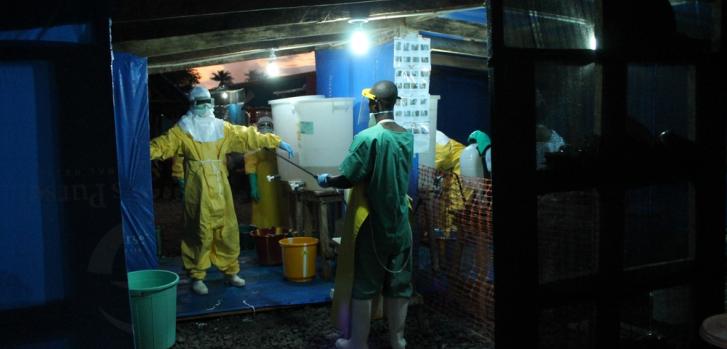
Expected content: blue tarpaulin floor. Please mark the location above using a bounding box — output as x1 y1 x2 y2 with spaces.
159 250 334 319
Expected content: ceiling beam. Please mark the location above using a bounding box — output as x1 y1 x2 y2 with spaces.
405 17 487 42
146 26 402 74
430 36 488 58
432 52 488 71
114 0 483 23
113 0 356 21
149 40 491 75
148 34 344 66
148 46 319 74
112 1 484 42
114 17 407 58
146 26 488 74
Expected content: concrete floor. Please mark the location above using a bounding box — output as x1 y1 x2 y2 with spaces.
173 303 493 349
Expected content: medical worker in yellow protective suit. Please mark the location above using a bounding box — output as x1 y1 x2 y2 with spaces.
435 130 465 175
244 116 286 228
318 80 414 349
171 155 185 198
150 86 294 295
434 130 465 236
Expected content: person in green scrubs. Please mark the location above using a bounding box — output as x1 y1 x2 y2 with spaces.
318 80 414 349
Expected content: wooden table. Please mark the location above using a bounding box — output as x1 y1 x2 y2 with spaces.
290 188 344 280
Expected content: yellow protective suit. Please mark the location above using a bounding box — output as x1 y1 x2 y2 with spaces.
150 122 281 280
171 155 184 180
435 138 465 175
244 149 287 228
332 184 413 336
434 138 466 235
331 183 370 336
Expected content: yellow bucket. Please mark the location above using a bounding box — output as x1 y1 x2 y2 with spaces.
278 237 318 282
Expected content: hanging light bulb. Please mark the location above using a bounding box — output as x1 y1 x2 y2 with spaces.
349 19 370 56
266 61 280 77
588 31 597 50
266 49 280 78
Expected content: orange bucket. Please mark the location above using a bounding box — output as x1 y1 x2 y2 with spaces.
278 237 318 282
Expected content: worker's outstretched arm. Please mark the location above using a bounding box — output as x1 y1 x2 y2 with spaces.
150 128 182 160
227 123 281 153
318 132 373 189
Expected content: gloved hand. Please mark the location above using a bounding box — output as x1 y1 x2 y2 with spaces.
176 178 185 198
249 174 260 202
278 141 295 159
317 173 330 188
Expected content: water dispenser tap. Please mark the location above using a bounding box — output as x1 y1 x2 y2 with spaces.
287 180 306 191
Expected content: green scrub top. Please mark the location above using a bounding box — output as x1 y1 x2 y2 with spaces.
339 123 414 246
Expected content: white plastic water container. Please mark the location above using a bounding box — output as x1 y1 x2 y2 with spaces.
269 95 324 188
418 95 440 167
269 95 325 152
460 144 484 178
269 96 354 190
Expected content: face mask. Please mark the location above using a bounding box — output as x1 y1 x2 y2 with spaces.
368 110 390 128
192 104 214 118
368 113 377 128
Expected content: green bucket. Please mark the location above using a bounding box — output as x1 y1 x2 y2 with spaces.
128 270 179 349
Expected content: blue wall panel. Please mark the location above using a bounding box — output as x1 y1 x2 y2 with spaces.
0 23 93 43
429 65 491 144
315 44 494 197
315 42 395 134
0 19 133 347
314 42 426 196
0 61 65 310
112 52 158 271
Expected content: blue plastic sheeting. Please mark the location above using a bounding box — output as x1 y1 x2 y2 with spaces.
314 42 423 197
429 66 491 144
0 61 66 310
0 23 93 43
160 251 333 318
315 42 395 134
439 8 487 25
421 31 472 42
1 19 133 348
112 52 157 271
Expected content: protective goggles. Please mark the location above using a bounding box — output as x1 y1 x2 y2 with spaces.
361 88 401 101
191 98 214 106
361 88 376 101
257 121 273 129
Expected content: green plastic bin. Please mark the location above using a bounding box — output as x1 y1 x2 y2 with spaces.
128 270 179 349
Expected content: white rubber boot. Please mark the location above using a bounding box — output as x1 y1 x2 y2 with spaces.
335 299 372 349
385 297 409 349
191 279 208 295
226 274 246 287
